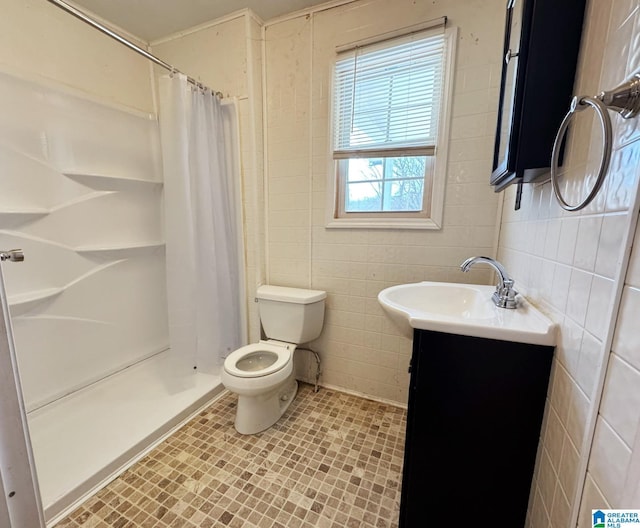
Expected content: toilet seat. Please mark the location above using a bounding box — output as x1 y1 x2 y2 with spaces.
223 341 293 378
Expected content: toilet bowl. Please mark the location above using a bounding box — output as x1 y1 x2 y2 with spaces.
222 340 297 434
222 285 326 434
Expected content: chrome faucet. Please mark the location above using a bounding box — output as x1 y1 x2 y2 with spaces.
0 249 24 262
460 256 518 309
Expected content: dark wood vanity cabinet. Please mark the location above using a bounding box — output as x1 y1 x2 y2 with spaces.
399 330 553 528
491 0 586 191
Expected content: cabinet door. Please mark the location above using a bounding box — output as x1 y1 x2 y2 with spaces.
399 330 552 528
492 0 525 186
490 0 587 190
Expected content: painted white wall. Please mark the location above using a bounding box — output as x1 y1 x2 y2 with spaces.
246 15 268 344
263 0 504 403
0 0 154 114
497 1 640 525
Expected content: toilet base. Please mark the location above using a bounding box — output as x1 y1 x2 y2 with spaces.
234 376 298 435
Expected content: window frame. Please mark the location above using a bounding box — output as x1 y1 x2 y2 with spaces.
326 26 457 230
335 152 434 219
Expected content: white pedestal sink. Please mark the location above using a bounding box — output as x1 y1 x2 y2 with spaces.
378 281 557 346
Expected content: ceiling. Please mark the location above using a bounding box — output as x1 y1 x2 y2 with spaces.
69 0 329 42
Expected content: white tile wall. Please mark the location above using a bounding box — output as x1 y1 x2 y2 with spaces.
588 419 632 506
264 0 504 404
498 0 640 526
599 355 640 447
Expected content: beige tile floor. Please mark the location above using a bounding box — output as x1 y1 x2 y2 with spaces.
53 383 407 528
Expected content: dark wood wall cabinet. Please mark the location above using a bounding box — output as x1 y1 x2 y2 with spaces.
399 330 554 527
491 0 587 191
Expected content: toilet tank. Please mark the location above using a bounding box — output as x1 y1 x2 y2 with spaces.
256 285 326 344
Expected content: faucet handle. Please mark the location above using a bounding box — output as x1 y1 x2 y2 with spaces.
493 279 518 309
501 278 515 290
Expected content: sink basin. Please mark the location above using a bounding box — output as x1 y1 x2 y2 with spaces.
378 281 557 346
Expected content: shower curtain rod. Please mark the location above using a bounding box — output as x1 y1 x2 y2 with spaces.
45 0 222 97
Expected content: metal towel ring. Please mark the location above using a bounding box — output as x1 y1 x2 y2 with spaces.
550 96 612 212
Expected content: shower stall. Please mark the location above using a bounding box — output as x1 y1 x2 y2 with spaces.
0 26 245 526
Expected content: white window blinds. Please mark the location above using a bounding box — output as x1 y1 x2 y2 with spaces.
333 29 446 159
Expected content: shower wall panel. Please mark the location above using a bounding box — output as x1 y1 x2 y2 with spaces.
0 71 169 411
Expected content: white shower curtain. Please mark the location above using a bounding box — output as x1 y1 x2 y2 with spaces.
159 73 245 376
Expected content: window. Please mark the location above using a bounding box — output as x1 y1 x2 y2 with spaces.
328 25 456 229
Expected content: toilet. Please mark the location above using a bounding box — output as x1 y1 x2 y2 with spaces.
221 285 326 434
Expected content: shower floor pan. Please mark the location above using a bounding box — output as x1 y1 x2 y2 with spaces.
26 349 224 525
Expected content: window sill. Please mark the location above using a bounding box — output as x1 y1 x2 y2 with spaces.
325 217 442 230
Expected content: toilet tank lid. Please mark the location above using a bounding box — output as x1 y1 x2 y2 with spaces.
257 285 327 304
